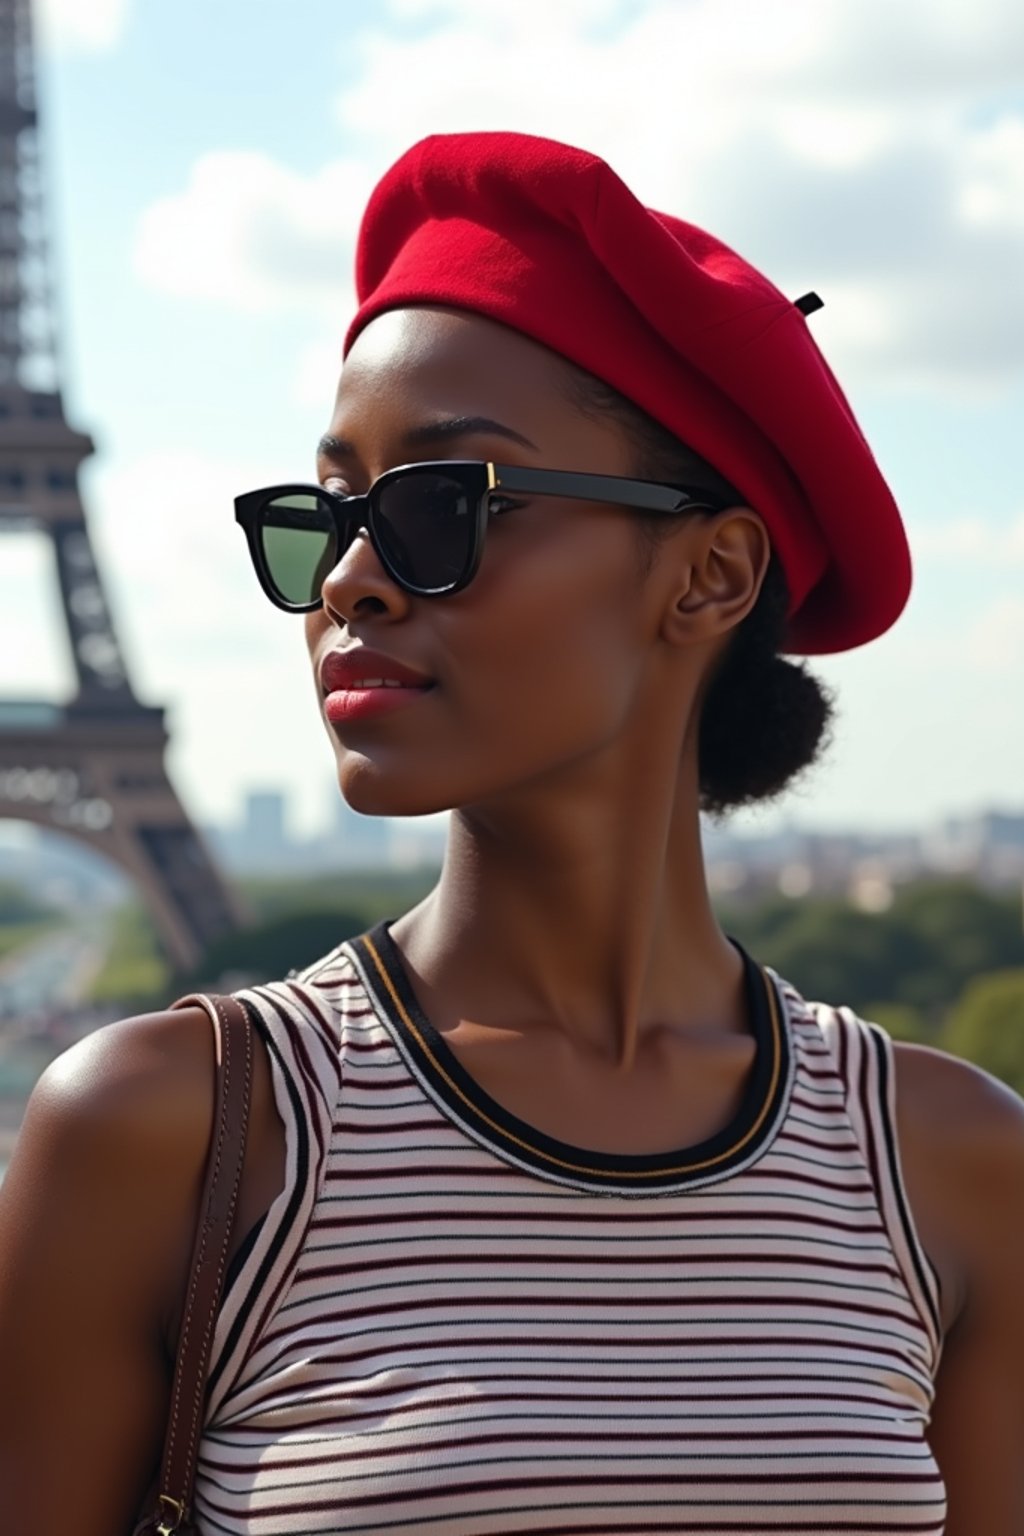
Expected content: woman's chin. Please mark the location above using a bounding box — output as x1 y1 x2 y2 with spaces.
335 761 454 821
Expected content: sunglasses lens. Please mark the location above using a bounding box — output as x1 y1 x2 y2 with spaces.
376 471 474 592
259 493 337 606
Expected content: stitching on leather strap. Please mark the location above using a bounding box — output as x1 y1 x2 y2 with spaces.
145 992 252 1529
163 996 252 1506
184 1000 252 1483
162 999 222 1480
181 997 240 1479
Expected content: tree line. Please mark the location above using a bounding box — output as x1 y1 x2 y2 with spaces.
722 881 1024 1093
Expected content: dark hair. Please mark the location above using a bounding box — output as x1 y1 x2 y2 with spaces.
562 365 835 817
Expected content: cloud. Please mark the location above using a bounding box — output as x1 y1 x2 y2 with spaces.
85 451 286 667
964 596 1024 673
960 119 1024 235
375 0 1024 97
37 0 131 52
131 0 1024 395
134 153 366 318
335 0 1024 392
911 511 1024 564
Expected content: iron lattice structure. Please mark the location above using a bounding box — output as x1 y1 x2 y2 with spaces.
0 0 242 971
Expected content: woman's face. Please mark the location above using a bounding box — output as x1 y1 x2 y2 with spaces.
305 306 729 819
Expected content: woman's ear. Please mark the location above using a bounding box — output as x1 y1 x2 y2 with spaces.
662 508 770 646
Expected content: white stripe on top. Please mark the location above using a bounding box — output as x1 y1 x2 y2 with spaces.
191 922 946 1535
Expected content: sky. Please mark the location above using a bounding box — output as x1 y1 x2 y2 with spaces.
1 0 1023 842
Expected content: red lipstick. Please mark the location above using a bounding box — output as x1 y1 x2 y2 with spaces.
320 647 435 726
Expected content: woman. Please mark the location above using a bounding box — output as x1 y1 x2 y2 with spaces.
1 131 1022 1536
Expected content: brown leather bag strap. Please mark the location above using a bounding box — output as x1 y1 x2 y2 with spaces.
139 992 253 1535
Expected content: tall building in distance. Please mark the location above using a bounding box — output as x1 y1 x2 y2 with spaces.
330 794 393 869
207 785 415 874
242 790 288 866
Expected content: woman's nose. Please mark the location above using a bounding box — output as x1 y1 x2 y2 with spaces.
319 524 414 626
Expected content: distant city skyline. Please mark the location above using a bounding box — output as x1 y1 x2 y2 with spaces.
3 791 1022 922
4 780 1024 848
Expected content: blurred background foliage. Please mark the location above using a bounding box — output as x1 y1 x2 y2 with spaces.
0 881 62 963
722 880 1024 1093
84 868 439 1009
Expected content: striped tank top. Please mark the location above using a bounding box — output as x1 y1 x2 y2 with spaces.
193 920 947 1534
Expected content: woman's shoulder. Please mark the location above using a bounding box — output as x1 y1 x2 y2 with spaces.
6 1002 282 1327
0 1008 224 1371
890 1036 1024 1335
23 1003 219 1184
891 1034 1024 1130
890 1036 1024 1206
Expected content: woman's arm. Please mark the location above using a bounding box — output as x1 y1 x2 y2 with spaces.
0 1007 219 1536
895 1041 1024 1535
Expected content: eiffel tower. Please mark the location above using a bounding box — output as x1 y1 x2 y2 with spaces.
0 0 241 972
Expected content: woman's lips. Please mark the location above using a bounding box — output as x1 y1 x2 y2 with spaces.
324 684 435 724
319 646 436 725
320 646 434 694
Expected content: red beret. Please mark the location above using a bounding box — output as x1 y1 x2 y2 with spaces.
345 131 910 655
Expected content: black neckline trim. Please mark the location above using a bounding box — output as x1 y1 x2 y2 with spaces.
347 920 791 1192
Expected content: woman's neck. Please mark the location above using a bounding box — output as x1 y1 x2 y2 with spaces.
388 760 746 1072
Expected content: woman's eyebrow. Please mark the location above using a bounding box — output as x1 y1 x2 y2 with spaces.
316 415 539 462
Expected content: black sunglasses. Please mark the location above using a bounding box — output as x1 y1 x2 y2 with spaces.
234 460 730 611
